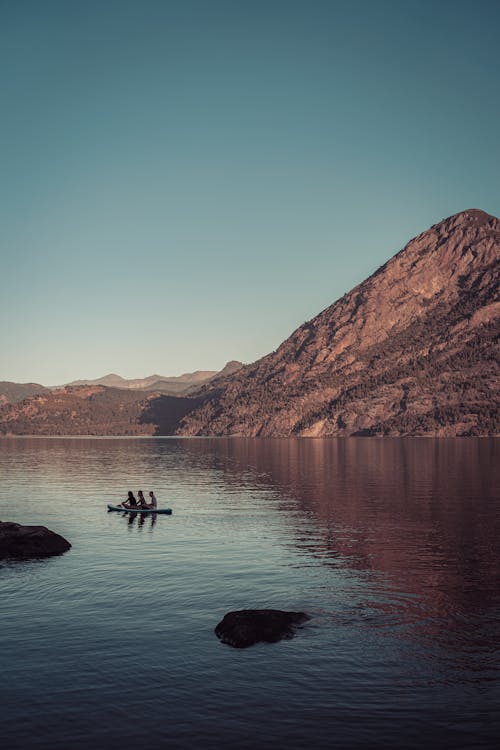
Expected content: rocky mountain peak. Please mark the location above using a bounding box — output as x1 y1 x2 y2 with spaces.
178 209 499 437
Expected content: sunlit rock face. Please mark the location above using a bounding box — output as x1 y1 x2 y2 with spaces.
178 210 499 437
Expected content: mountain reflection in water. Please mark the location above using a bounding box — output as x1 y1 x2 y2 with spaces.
1 437 498 750
181 438 500 657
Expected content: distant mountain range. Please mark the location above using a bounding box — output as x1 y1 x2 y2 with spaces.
54 361 243 395
0 362 243 405
0 361 243 436
1 209 498 436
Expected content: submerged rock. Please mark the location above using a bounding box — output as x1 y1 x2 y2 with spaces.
0 521 71 560
215 609 310 648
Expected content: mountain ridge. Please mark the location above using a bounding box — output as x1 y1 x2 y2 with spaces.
0 382 50 405
54 362 243 392
1 210 498 436
177 209 499 437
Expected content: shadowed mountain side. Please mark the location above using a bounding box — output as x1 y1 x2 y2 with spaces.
178 210 500 437
139 395 207 435
141 380 211 396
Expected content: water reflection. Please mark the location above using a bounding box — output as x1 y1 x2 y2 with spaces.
110 510 159 531
1 437 498 749
181 438 500 657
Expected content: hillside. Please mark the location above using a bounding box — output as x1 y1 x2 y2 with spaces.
0 385 205 436
177 209 499 437
0 386 152 435
0 362 244 435
0 381 49 404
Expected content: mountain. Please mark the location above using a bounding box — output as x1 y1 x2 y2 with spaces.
0 363 242 435
1 211 497 437
0 386 149 435
0 382 49 404
56 364 243 396
177 209 499 437
60 374 130 388
0 385 205 436
57 370 216 390
214 360 245 378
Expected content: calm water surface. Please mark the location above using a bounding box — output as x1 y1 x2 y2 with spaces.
0 438 499 749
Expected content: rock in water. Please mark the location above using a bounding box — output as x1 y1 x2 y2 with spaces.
0 521 71 560
215 609 310 648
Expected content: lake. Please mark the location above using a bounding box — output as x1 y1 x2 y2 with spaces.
0 437 499 749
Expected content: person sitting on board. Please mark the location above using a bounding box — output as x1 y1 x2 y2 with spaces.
148 491 157 509
121 491 138 509
137 490 148 508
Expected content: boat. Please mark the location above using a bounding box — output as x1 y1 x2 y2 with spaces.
107 504 172 515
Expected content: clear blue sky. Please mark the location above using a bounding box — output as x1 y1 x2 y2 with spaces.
1 0 499 385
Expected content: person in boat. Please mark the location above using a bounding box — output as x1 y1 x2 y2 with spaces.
148 491 157 509
137 490 148 508
122 491 138 509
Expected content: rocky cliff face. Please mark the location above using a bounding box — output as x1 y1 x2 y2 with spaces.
178 210 499 437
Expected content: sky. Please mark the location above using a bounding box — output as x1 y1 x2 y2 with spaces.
1 0 499 385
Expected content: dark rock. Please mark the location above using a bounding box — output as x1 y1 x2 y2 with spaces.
215 609 310 648
0 521 71 560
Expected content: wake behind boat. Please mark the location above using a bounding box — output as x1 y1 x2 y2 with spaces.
107 504 172 515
